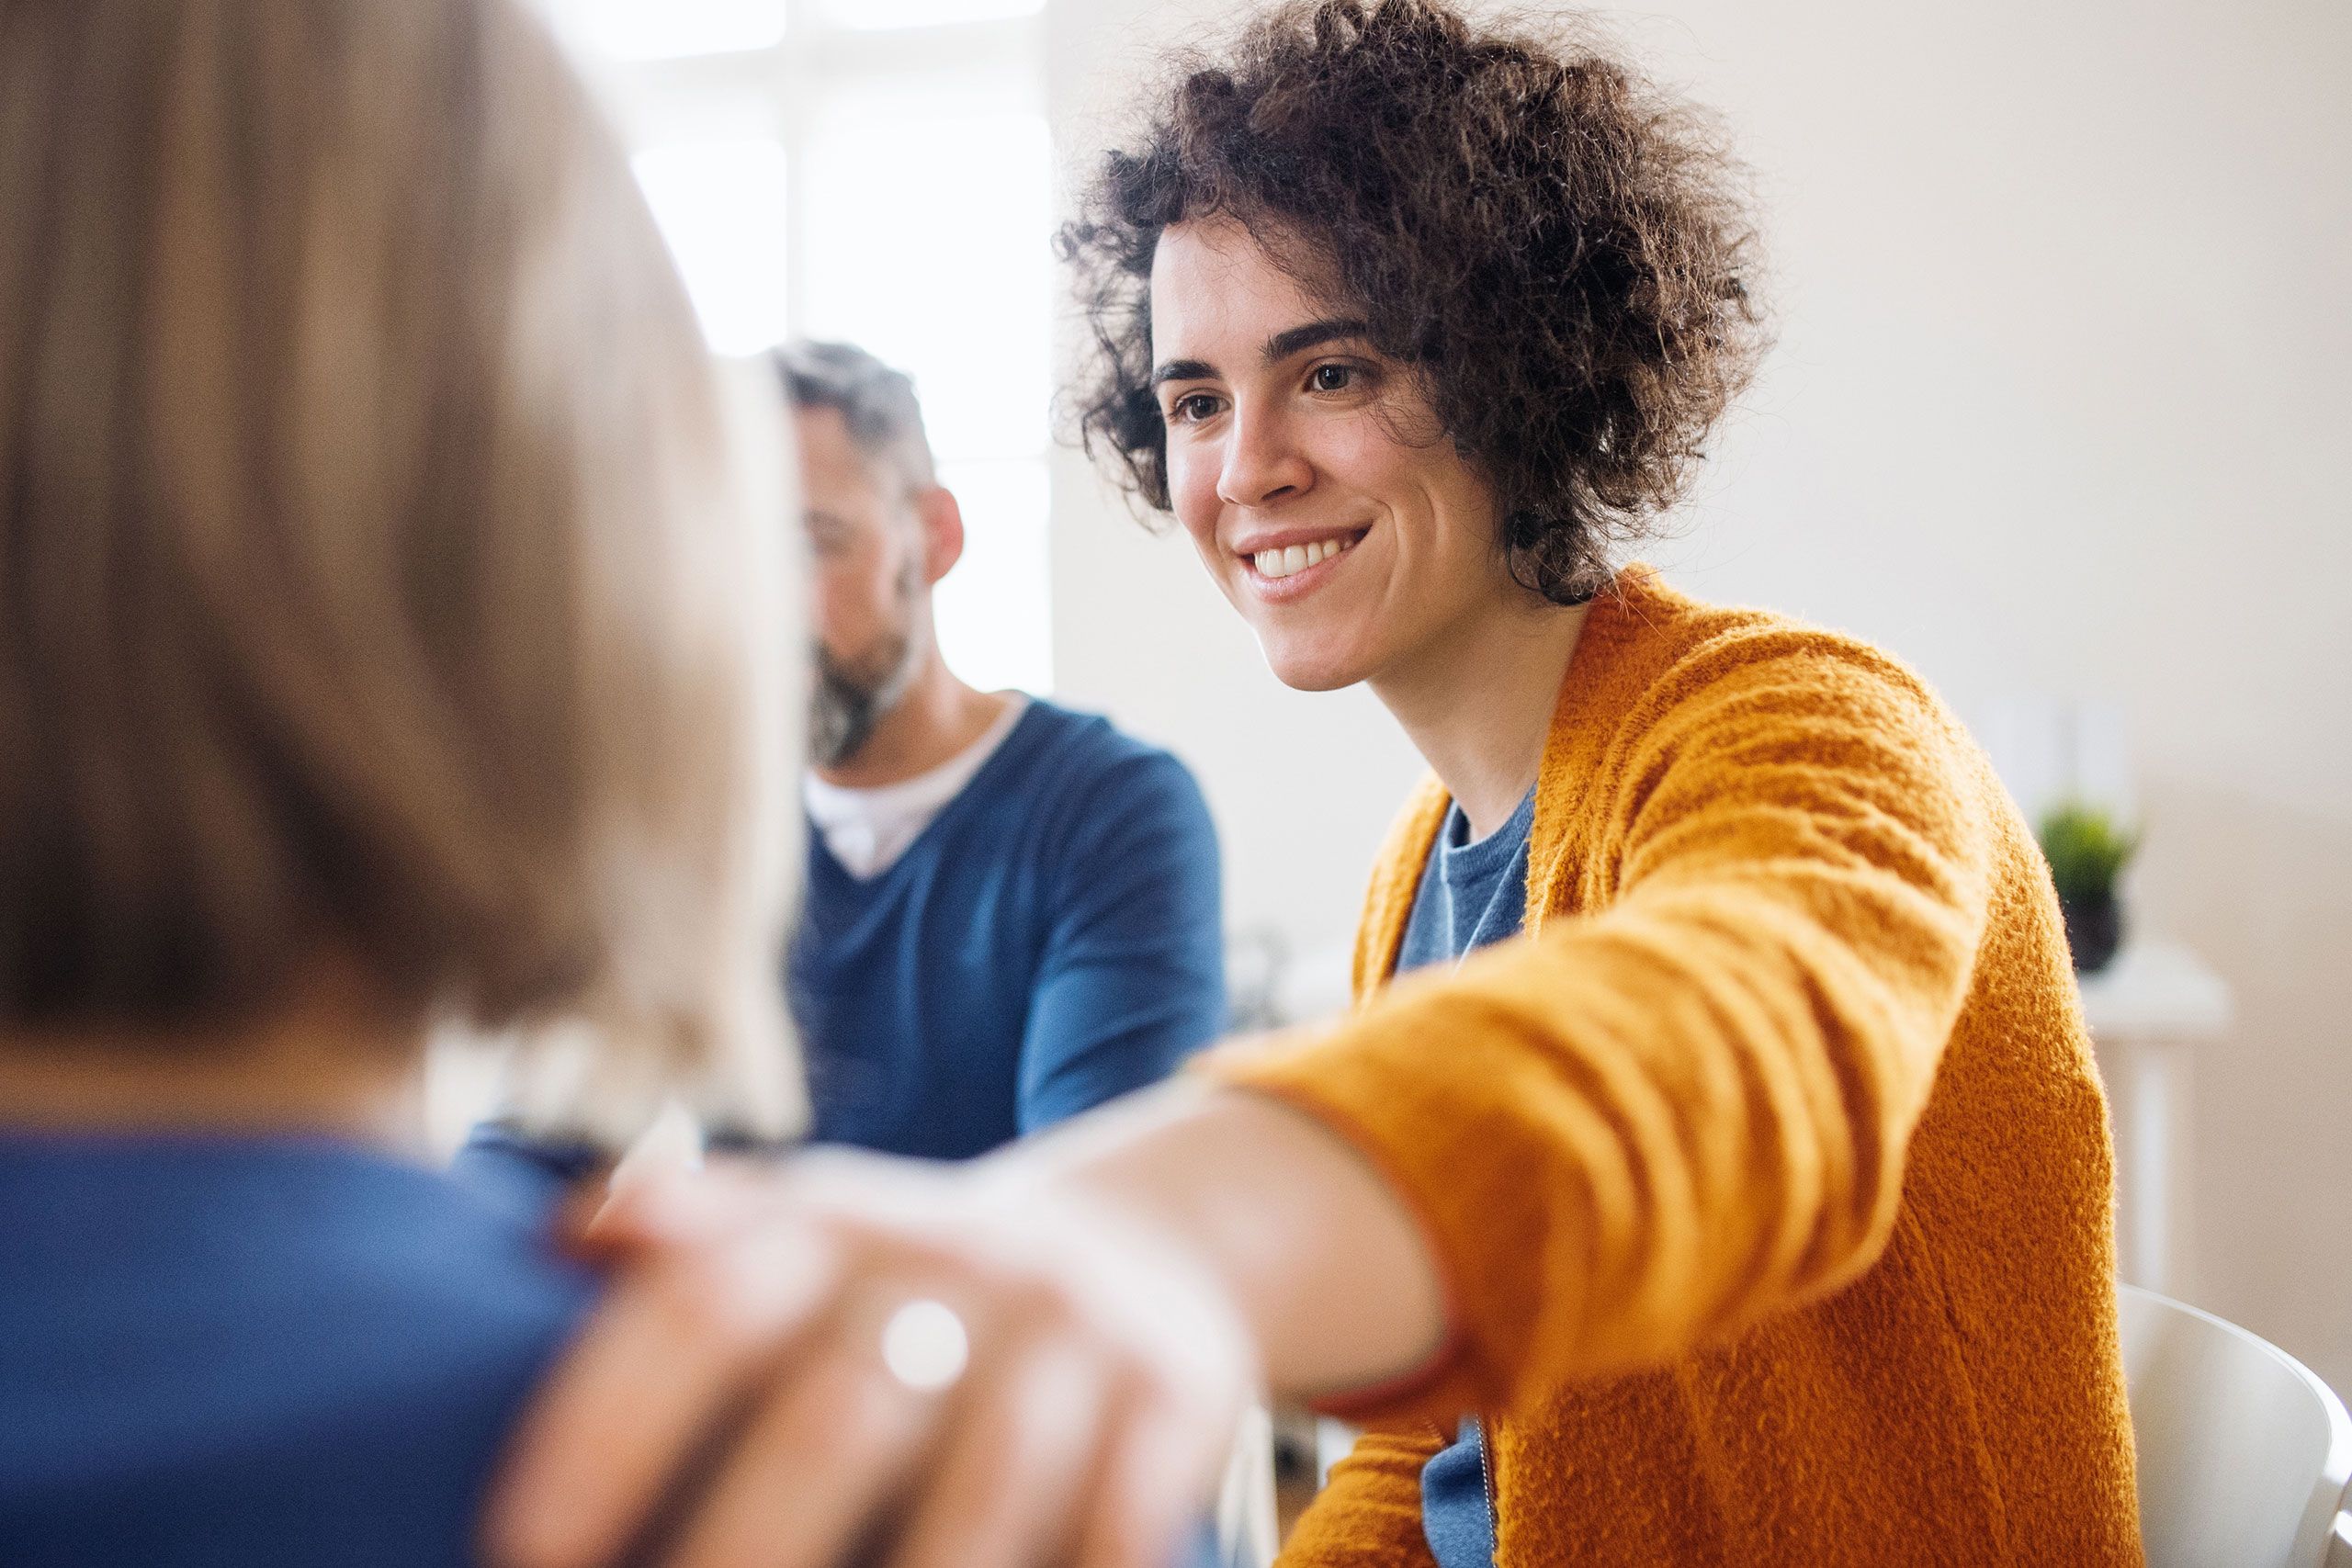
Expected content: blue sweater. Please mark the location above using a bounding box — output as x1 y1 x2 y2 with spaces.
0 1129 1224 1568
0 1133 593 1568
790 698 1227 1158
1396 786 1537 1568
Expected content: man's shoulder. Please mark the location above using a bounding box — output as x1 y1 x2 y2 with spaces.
1008 695 1162 760
999 697 1204 800
952 698 1214 871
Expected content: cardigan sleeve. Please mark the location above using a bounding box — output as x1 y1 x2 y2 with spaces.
1274 1422 1446 1568
1201 635 2003 1424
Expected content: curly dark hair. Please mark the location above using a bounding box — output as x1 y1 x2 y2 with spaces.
1057 0 1767 604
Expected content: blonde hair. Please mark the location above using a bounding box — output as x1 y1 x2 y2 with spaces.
0 0 801 1144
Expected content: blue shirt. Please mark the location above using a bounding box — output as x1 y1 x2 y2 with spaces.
790 698 1226 1158
0 1133 593 1568
1395 785 1536 1568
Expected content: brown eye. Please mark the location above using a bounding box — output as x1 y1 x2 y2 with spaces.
1170 393 1222 423
1310 364 1355 392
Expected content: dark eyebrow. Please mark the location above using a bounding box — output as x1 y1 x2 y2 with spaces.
1262 317 1370 364
1148 358 1216 389
1148 317 1374 390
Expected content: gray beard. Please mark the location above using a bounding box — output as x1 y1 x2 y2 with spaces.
808 630 922 769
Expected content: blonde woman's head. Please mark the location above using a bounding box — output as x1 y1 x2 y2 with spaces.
0 0 801 1145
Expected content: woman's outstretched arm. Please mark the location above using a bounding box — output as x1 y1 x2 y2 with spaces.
482 1080 1448 1568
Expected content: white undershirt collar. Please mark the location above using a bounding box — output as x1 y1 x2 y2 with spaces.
803 695 1030 880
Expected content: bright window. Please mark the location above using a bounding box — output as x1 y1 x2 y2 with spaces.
629 140 791 356
933 458 1052 699
565 0 787 60
538 0 1055 695
811 0 1043 30
798 107 1051 462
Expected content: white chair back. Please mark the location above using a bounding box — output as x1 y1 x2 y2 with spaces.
2120 1284 2352 1568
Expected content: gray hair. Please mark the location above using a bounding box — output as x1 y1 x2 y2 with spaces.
775 339 937 497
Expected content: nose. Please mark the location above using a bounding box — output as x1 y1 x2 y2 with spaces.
1216 400 1313 510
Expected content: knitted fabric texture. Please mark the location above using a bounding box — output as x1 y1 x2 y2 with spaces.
1206 568 2141 1567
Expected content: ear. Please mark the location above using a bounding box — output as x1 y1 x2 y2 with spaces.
915 484 964 588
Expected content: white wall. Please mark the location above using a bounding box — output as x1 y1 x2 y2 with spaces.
1044 0 2352 1386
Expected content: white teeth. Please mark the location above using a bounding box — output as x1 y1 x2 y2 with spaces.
1250 535 1357 580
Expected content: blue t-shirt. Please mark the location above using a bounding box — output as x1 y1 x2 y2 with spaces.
1394 784 1536 1568
790 698 1227 1158
0 1133 593 1568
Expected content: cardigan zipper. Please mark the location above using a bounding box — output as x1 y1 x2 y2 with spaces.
1476 1414 1498 1544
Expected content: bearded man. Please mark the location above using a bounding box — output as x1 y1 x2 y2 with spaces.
781 340 1226 1157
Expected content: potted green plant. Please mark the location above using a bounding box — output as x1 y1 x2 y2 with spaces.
2036 801 2141 975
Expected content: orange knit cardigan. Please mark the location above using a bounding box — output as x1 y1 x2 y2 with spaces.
1205 568 2142 1566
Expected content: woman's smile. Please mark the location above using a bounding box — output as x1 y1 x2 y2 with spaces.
1233 525 1371 601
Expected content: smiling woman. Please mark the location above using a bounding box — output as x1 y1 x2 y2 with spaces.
1041 5 2138 1565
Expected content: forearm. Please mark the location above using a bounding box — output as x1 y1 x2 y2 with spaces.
980 1078 1451 1405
